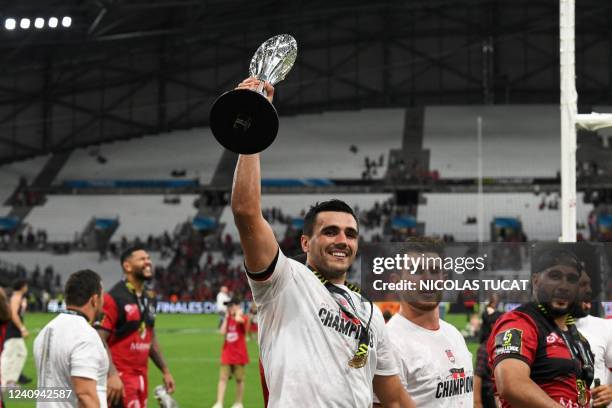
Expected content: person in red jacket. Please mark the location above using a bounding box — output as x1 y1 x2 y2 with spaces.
211 299 249 408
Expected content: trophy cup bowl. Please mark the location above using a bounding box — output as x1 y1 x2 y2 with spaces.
209 34 297 154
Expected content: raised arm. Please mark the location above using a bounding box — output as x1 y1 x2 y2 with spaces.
231 78 279 273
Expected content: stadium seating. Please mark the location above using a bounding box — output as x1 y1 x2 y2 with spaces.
25 194 200 242
261 109 404 179
57 129 225 184
56 109 404 184
418 192 593 241
423 105 560 178
219 193 393 242
0 251 169 288
0 155 50 214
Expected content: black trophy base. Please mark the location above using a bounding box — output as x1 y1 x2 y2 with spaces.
209 89 279 154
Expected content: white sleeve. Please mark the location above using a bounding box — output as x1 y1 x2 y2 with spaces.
373 309 399 376
246 249 294 306
605 321 612 370
373 344 407 404
70 336 104 380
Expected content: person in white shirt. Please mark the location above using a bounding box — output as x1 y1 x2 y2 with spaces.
231 77 414 408
375 238 474 408
216 286 231 327
34 269 109 408
574 269 612 407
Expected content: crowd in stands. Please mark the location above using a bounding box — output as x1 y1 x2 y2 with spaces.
8 177 44 207
0 260 62 312
386 158 440 183
0 227 48 251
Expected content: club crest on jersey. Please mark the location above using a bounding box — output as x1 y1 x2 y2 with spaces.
546 332 559 344
447 368 465 379
494 328 522 356
445 349 456 363
124 304 140 321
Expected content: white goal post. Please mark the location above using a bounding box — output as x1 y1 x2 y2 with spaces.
560 0 612 242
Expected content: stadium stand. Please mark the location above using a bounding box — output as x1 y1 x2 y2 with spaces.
423 105 560 178
261 109 404 179
0 250 170 291
25 194 200 242
218 193 394 242
0 155 50 214
55 109 404 185
418 192 593 241
57 129 225 184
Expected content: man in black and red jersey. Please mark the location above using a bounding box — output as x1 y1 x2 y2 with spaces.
96 246 176 407
488 246 595 408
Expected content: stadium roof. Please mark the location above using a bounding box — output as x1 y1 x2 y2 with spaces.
0 0 611 164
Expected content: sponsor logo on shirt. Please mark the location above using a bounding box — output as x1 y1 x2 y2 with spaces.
124 304 140 321
130 342 151 352
494 328 523 356
435 368 474 398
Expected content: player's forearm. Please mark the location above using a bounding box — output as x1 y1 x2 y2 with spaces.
473 375 483 405
231 154 262 218
97 333 118 375
498 378 563 408
149 339 169 373
76 393 99 408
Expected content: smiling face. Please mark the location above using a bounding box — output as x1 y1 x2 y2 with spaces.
301 211 358 282
533 264 580 317
398 251 445 311
123 249 153 282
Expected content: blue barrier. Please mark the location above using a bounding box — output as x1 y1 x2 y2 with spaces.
0 217 20 232
94 218 118 230
63 179 199 189
192 216 217 231
391 216 417 229
261 178 334 187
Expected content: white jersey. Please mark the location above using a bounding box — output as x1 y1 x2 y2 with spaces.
576 314 612 407
377 312 474 408
34 313 109 408
248 249 398 408
216 291 231 313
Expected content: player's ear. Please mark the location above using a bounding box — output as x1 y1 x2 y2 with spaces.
300 234 309 253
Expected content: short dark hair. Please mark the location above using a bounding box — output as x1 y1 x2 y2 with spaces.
65 269 102 307
404 236 445 257
302 199 358 237
120 245 147 266
12 279 28 291
532 247 582 275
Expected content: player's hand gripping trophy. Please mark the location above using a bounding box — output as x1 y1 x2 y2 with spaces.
209 34 298 154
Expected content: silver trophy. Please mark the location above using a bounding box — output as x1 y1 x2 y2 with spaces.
209 34 298 154
154 385 179 408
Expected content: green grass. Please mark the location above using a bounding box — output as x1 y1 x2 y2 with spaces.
17 313 478 408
